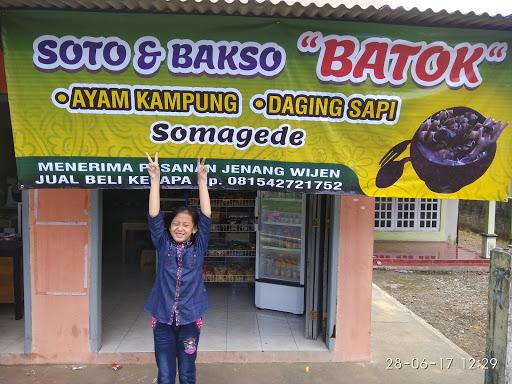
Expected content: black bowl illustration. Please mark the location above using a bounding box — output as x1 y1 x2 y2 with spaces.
377 107 507 193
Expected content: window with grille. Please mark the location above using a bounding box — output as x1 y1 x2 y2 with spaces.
375 197 393 229
374 198 440 231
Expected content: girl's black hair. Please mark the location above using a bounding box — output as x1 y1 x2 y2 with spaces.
165 206 199 228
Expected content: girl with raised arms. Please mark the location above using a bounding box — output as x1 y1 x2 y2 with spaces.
144 153 212 384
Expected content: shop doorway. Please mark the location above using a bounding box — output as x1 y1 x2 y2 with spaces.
0 99 25 354
95 189 330 353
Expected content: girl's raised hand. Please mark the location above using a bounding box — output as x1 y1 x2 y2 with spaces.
197 158 208 183
146 152 160 180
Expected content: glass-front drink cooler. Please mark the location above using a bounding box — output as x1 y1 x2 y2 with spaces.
255 191 305 314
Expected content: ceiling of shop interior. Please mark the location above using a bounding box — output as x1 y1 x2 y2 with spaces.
0 0 511 30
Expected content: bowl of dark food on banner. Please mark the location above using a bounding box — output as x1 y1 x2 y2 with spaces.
376 107 508 193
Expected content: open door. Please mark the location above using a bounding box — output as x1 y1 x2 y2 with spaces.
89 190 102 352
304 195 333 340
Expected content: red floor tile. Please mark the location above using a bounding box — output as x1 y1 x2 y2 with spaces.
373 241 489 267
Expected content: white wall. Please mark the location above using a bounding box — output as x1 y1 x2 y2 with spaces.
374 199 459 244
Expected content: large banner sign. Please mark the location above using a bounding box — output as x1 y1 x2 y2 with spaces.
2 11 512 199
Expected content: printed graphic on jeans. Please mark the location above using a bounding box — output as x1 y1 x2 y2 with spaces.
183 337 197 355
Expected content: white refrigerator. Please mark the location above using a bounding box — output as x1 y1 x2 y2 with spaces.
255 191 306 314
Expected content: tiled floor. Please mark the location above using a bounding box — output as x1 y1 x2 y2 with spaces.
0 305 24 353
100 263 326 353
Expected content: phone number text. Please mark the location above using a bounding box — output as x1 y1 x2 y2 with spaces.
224 177 343 191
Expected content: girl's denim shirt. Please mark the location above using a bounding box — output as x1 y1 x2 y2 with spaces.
144 211 212 325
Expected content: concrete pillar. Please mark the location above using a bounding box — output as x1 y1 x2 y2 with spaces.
482 201 497 258
485 247 512 384
29 189 91 362
334 196 374 361
444 199 459 245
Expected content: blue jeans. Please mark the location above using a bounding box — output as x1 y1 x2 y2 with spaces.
153 321 200 384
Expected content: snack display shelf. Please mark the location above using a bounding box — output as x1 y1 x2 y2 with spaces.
206 249 256 258
189 198 255 208
195 192 257 284
203 274 255 283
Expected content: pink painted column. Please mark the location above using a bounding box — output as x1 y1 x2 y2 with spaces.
333 196 374 361
29 189 91 362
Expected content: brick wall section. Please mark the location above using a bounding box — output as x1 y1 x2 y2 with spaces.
458 200 511 239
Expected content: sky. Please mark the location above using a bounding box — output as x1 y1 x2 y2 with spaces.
385 0 512 16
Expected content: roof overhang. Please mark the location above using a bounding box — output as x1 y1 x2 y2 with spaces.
0 0 511 31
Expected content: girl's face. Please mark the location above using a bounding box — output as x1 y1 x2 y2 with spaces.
169 212 197 243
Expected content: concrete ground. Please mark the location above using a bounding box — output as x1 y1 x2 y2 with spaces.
0 285 484 384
